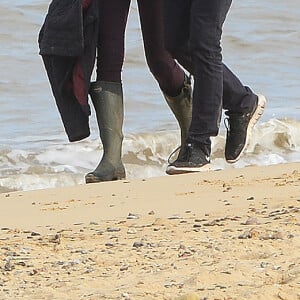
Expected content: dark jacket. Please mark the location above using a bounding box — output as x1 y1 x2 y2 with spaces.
38 0 98 142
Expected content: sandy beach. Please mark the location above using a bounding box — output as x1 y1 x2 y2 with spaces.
0 163 299 300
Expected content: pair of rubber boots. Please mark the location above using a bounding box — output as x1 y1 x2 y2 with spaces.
85 77 192 183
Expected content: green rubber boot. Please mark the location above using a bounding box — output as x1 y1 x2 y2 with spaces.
163 75 192 146
85 81 126 183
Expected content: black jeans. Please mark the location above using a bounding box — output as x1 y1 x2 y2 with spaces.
163 0 257 154
97 0 184 96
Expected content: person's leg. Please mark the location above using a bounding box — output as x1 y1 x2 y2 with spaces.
163 0 191 59
168 50 258 114
137 0 184 96
86 0 130 183
165 0 232 174
163 0 266 170
163 0 257 115
137 0 192 146
96 0 130 82
187 0 232 152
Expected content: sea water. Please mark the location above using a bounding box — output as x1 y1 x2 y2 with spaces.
0 0 299 192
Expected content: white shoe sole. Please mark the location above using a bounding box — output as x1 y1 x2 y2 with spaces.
226 94 266 163
166 163 211 175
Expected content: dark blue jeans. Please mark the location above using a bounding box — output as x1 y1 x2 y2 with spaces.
163 0 257 155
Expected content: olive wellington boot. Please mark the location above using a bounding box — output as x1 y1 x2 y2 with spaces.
163 75 192 146
85 81 126 183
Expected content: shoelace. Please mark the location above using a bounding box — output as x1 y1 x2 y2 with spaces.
167 145 181 164
167 143 194 164
224 117 230 133
224 114 246 135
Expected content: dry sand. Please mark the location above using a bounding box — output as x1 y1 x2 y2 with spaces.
0 163 299 300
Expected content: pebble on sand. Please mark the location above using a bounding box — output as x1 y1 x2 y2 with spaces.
174 292 200 300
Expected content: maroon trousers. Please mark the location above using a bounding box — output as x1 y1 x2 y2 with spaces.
97 0 184 96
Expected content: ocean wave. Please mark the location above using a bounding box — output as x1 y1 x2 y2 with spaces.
0 118 299 192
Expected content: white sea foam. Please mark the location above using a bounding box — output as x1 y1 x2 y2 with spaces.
0 119 299 192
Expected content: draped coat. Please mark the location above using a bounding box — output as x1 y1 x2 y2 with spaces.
38 0 98 142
